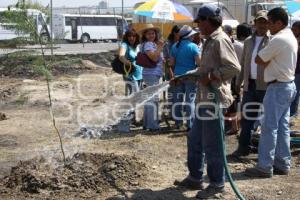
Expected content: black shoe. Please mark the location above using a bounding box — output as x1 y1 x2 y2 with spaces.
225 128 239 135
130 124 137 128
231 148 250 158
249 146 258 154
196 185 225 199
290 130 300 137
132 120 143 127
273 166 289 175
174 177 204 190
245 167 272 178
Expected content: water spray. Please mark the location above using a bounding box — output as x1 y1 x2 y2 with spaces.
74 69 246 199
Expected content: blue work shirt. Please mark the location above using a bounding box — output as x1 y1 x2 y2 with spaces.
121 42 143 80
171 39 200 76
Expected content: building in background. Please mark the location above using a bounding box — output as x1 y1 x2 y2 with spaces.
98 0 108 9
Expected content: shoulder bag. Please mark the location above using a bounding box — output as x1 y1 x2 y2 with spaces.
136 43 158 68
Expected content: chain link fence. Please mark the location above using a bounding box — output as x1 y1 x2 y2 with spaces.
52 6 133 18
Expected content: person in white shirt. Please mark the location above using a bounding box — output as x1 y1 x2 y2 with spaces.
232 11 270 157
245 7 298 178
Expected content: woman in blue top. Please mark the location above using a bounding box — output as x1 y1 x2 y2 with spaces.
140 24 164 131
117 29 143 133
170 25 201 131
119 29 143 95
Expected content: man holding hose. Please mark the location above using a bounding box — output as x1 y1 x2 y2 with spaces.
173 4 241 199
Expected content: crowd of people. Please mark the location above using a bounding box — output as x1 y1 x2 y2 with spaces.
115 4 299 199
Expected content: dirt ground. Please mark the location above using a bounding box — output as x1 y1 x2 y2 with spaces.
0 56 300 200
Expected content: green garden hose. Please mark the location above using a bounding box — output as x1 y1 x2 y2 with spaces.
209 85 246 200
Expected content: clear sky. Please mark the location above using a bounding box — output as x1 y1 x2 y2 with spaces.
0 0 144 8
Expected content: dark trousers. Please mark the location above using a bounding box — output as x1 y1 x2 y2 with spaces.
238 79 265 150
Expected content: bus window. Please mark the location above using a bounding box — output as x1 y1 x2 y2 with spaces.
75 17 116 26
101 17 115 26
65 17 72 26
116 18 122 26
251 5 257 17
79 17 92 26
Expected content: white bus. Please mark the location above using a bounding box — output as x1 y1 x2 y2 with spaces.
52 14 127 43
0 8 50 42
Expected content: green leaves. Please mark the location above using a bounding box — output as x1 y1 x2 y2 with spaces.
0 10 34 37
32 56 52 79
0 0 49 43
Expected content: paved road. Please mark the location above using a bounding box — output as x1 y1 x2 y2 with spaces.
0 42 119 56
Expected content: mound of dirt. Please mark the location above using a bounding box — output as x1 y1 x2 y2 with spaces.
79 51 115 67
0 51 115 78
0 153 146 197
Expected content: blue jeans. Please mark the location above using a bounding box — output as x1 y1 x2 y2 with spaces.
187 107 225 187
125 79 142 96
117 79 142 133
172 80 196 129
143 75 161 129
238 80 265 151
257 82 296 172
290 74 300 117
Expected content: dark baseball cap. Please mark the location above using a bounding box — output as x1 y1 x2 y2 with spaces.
194 4 222 22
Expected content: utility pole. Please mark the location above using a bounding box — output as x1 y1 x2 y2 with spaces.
50 0 53 56
121 0 124 35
